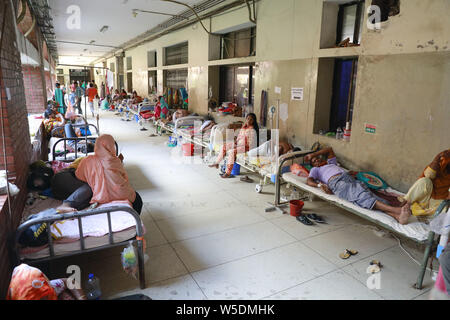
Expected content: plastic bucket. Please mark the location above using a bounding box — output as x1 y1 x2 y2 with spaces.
182 143 194 156
231 163 241 175
289 200 304 217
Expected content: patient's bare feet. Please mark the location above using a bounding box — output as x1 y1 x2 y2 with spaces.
209 164 219 169
56 204 77 213
398 203 411 225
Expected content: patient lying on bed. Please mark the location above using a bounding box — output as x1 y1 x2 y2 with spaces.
305 147 412 225
57 135 143 215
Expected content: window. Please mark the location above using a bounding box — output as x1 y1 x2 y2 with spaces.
126 56 132 71
110 62 115 73
148 71 157 95
148 51 157 68
164 42 188 66
164 68 188 89
221 27 256 59
320 0 364 49
57 68 64 74
336 1 364 45
314 57 358 136
219 64 254 108
127 73 133 92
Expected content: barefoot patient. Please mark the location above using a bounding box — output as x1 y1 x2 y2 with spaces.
305 147 412 224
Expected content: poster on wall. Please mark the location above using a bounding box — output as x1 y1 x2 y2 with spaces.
291 87 304 101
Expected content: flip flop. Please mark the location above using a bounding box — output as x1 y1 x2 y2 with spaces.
368 260 383 274
220 173 235 179
306 214 326 224
339 249 359 259
240 176 254 183
296 215 314 226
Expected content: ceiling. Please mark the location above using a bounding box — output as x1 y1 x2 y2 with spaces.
49 0 208 65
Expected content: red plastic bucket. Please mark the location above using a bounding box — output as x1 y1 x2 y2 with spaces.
182 143 194 156
289 200 304 217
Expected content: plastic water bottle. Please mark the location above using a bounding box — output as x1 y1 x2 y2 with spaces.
85 273 102 300
336 127 343 140
290 188 300 200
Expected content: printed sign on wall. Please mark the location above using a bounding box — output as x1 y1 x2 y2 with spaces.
291 88 304 101
364 123 377 134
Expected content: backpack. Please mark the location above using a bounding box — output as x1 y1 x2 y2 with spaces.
18 209 59 247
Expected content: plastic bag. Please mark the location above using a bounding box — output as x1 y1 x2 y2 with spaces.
290 163 309 178
430 209 450 236
121 242 138 279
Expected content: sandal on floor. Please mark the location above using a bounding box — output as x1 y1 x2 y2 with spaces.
296 215 314 226
368 260 383 274
220 173 234 179
339 249 359 260
306 213 326 224
240 176 254 183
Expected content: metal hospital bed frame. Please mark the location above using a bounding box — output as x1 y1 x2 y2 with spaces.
270 150 449 290
14 205 146 289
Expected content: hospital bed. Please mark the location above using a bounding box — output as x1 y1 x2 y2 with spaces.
14 204 146 289
124 101 156 131
271 149 449 290
49 123 101 162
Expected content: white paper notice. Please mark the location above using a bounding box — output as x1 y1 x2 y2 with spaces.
275 87 282 94
291 87 304 101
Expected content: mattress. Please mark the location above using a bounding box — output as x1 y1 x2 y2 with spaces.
282 173 431 242
19 202 140 260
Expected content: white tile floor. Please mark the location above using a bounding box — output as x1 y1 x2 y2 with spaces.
48 112 437 300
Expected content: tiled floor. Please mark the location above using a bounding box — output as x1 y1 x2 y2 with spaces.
47 112 437 300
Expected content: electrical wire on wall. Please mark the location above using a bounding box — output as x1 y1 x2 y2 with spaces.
161 0 258 41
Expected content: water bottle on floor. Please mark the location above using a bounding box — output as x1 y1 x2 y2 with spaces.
290 188 300 200
86 273 102 300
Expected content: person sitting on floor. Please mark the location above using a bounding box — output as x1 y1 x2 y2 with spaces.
402 149 450 216
62 134 143 214
304 147 412 224
209 113 259 179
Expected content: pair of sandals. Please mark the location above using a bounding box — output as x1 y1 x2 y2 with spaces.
296 213 325 226
339 249 359 260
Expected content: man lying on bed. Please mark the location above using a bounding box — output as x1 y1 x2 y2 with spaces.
304 147 412 225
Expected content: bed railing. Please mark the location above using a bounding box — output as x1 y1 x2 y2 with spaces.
51 138 118 162
14 205 146 289
274 150 315 206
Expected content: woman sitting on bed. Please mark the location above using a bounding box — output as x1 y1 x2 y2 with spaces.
209 113 259 178
43 104 65 136
57 134 142 215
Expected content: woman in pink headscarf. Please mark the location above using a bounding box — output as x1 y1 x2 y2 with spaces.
75 134 143 214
